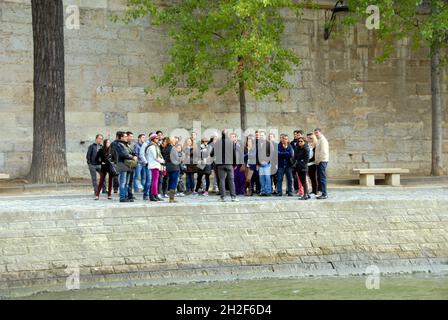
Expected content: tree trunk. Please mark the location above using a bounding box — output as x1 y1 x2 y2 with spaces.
30 0 69 183
430 46 443 176
239 80 247 132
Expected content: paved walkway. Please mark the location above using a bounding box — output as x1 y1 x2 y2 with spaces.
0 186 446 213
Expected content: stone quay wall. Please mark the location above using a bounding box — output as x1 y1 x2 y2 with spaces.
1 199 447 297
0 0 447 178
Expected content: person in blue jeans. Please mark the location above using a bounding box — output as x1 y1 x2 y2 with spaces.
111 131 137 203
255 131 274 196
259 163 272 195
314 128 329 199
142 165 152 201
276 134 294 196
183 137 198 194
133 134 147 193
161 137 181 203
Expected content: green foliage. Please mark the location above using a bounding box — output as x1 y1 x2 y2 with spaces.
343 0 448 62
116 0 303 102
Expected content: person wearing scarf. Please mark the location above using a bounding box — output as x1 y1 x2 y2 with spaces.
145 133 165 201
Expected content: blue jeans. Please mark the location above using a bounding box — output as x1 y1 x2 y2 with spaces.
277 166 293 195
186 173 195 192
143 167 153 198
317 162 328 196
168 170 180 191
119 171 131 201
133 163 146 192
259 164 272 194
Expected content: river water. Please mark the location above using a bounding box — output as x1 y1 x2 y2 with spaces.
18 274 448 300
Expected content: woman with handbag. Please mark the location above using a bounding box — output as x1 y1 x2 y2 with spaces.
146 133 165 202
94 139 114 200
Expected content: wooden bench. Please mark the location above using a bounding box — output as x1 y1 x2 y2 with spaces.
353 168 409 187
0 173 10 180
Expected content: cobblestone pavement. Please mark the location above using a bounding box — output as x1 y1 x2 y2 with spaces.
0 186 446 213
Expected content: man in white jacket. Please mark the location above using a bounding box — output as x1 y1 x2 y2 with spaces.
314 128 329 199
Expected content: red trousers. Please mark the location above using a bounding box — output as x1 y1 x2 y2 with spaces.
96 171 113 197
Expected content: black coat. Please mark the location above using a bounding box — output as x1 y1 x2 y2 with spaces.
294 143 310 172
95 148 113 173
86 143 101 165
210 134 235 166
111 140 133 164
162 145 181 173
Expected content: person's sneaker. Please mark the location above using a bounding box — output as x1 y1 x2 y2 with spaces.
143 196 149 201
128 198 135 202
177 192 185 197
163 194 169 198
220 197 225 202
114 190 118 194
287 193 294 197
192 191 198 196
94 196 99 200
156 194 164 201
203 192 209 197
102 190 108 194
260 193 267 197
317 195 328 200
299 196 309 201
120 199 130 203
277 193 283 197
231 197 239 202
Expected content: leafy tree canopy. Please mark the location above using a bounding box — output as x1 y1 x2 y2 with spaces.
114 0 315 102
342 0 448 62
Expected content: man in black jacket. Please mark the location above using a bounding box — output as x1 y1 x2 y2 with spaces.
111 132 137 203
86 134 106 194
210 130 238 202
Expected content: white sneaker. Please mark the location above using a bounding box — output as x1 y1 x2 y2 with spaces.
231 197 239 202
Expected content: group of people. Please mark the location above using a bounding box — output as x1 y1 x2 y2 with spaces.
86 128 330 203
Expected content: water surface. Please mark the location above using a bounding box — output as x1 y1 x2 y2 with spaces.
19 274 448 300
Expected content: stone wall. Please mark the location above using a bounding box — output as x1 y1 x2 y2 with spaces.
1 198 447 297
0 0 447 178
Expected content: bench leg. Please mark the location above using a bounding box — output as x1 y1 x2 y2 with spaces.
360 174 375 187
385 174 400 187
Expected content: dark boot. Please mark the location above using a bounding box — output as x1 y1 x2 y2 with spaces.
150 195 158 202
